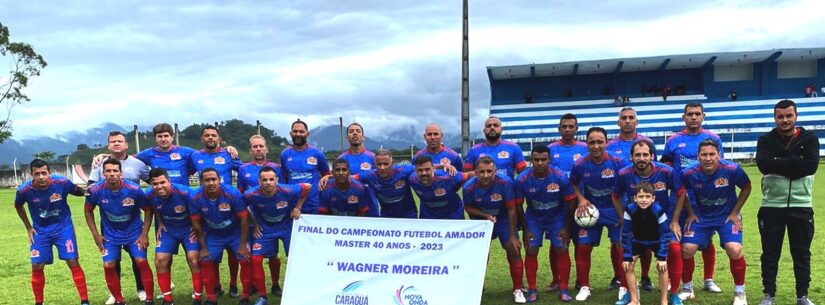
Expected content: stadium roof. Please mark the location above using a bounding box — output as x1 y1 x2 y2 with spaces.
488 47 825 80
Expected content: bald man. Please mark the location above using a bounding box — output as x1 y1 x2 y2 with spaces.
414 123 464 170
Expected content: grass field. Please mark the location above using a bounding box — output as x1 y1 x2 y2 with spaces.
2 164 823 305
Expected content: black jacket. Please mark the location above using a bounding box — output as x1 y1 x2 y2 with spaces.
756 127 820 180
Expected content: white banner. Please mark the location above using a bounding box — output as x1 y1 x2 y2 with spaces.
282 215 494 305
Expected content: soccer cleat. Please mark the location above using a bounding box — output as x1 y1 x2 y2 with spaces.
253 297 268 305
615 290 631 305
733 291 748 305
191 300 202 305
618 287 629 302
139 290 148 302
704 279 723 293
81 301 91 305
114 302 126 305
641 276 654 291
513 289 527 304
559 289 573 303
678 287 695 301
215 287 225 298
669 292 683 305
575 286 592 301
270 284 283 296
228 286 240 298
525 289 538 303
797 297 816 305
161 301 175 305
106 294 117 305
546 281 560 292
608 276 621 290
759 294 775 305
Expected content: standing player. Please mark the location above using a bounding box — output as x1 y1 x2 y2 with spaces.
145 168 203 305
136 123 197 186
415 123 464 169
191 126 243 185
409 155 473 219
661 102 725 295
318 159 372 216
463 157 525 303
515 146 576 302
570 127 629 301
245 166 310 303
464 116 527 177
85 158 155 305
671 140 751 305
15 159 90 305
190 168 253 305
280 119 331 214
337 122 380 216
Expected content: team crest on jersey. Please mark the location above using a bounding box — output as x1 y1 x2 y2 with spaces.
394 180 406 189
573 153 582 161
170 153 182 160
122 198 135 206
440 157 451 165
174 205 186 213
360 162 371 170
348 195 359 204
252 243 262 251
276 201 289 209
547 183 560 192
49 193 62 202
497 151 509 159
714 178 729 188
490 193 503 201
654 182 667 191
307 157 318 165
601 169 615 178
214 157 226 165
578 229 588 238
30 249 40 258
218 203 231 211
434 188 446 196
677 143 686 148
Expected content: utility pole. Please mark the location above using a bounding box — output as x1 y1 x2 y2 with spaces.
460 0 471 156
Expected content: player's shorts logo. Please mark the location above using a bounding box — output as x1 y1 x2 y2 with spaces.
252 243 262 251
49 193 62 202
732 225 740 234
547 183 560 192
683 230 695 238
170 153 182 160
714 178 729 188
360 162 371 170
394 180 406 189
654 182 667 191
65 240 75 253
440 157 451 165
101 249 109 256
497 151 509 159
218 203 231 211
307 157 318 165
348 195 359 204
434 188 446 196
578 229 588 238
490 193 503 201
30 249 40 258
122 198 135 206
174 205 186 213
276 201 289 209
573 153 582 161
214 157 226 165
601 169 615 178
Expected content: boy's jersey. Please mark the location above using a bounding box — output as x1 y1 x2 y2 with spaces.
237 161 283 193
680 160 750 223
145 183 193 232
338 148 375 177
191 148 242 185
136 145 196 185
464 141 527 178
279 145 330 210
245 183 310 235
85 179 148 244
462 174 518 220
614 162 684 214
570 154 629 209
14 175 81 236
548 140 588 176
89 155 149 184
414 145 464 170
621 202 669 261
662 129 724 174
189 184 247 238
356 165 418 218
409 171 468 218
606 134 653 161
318 178 371 216
514 167 576 223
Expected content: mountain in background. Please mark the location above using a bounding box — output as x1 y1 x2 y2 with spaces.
0 123 128 165
306 124 479 152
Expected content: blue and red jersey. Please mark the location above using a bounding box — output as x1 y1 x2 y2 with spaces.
189 184 247 238
237 161 283 193
191 148 242 185
145 183 193 232
613 162 684 215
338 148 375 177
85 179 149 244
409 171 469 219
606 134 653 162
464 141 527 178
136 145 196 185
15 175 82 236
245 183 310 236
462 174 519 221
318 178 371 216
514 167 576 224
548 140 588 177
570 154 629 209
279 145 330 212
356 165 418 218
680 160 750 224
661 129 724 174
414 145 464 170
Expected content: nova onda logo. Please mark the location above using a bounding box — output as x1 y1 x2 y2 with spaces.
394 285 429 305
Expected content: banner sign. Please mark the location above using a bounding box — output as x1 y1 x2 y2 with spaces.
282 215 494 305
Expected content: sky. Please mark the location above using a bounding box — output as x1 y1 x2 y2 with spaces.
2 0 824 140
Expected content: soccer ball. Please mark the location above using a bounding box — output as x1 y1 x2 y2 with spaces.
574 205 600 228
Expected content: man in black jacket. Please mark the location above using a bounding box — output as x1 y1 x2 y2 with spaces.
755 99 819 305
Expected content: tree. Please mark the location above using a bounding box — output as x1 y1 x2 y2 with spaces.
0 22 47 143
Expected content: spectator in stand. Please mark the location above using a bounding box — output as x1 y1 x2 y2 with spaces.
729 89 738 101
811 84 818 97
614 96 623 107
662 84 671 101
623 96 630 106
804 84 814 97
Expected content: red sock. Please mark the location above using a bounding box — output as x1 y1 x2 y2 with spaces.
729 256 746 286
269 258 281 286
683 257 695 284
253 256 268 297
191 271 202 301
508 259 524 291
575 245 593 287
31 269 45 303
240 259 252 298
702 243 716 280
556 249 572 290
611 245 627 288
667 243 682 293
525 255 538 290
640 248 652 278
158 272 173 301
136 260 154 299
228 253 239 287
104 265 124 302
70 265 88 301
200 261 217 301
549 249 559 284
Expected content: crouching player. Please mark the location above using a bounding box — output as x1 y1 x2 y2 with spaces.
462 157 525 303
245 166 311 305
620 182 680 305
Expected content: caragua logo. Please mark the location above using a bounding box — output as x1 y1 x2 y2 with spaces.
335 281 368 305
394 285 429 305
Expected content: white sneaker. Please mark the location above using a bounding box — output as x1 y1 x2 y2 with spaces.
137 290 147 301
105 294 116 305
705 279 723 293
514 289 527 303
679 287 696 301
618 287 628 300
733 291 748 305
576 286 592 301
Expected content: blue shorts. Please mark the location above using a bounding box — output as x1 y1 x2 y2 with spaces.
30 226 80 264
156 229 200 255
252 234 291 258
575 207 621 246
526 216 568 249
681 219 742 249
490 220 519 247
102 239 147 263
205 235 247 263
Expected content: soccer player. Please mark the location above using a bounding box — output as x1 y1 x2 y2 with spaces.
514 146 576 302
409 155 473 219
145 168 202 305
318 159 372 216
570 127 629 301
463 157 525 303
355 149 419 218
549 113 588 177
619 182 679 305
245 166 310 303
85 158 155 305
606 107 653 161
415 123 464 169
136 123 198 186
464 116 527 177
280 119 331 214
671 140 751 305
661 102 725 295
192 125 243 185
613 140 685 302
337 122 380 216
190 168 253 305
15 159 90 305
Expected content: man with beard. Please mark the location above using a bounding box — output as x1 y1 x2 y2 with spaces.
318 159 372 216
612 140 685 305
549 113 588 178
409 155 473 219
464 116 527 178
415 123 463 170
338 123 380 216
280 120 331 214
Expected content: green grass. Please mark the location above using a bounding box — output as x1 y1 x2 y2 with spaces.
2 164 823 305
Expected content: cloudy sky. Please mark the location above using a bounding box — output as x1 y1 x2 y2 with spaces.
2 0 824 140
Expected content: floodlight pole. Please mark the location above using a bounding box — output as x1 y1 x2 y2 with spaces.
13 158 18 186
133 125 140 152
460 0 470 156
